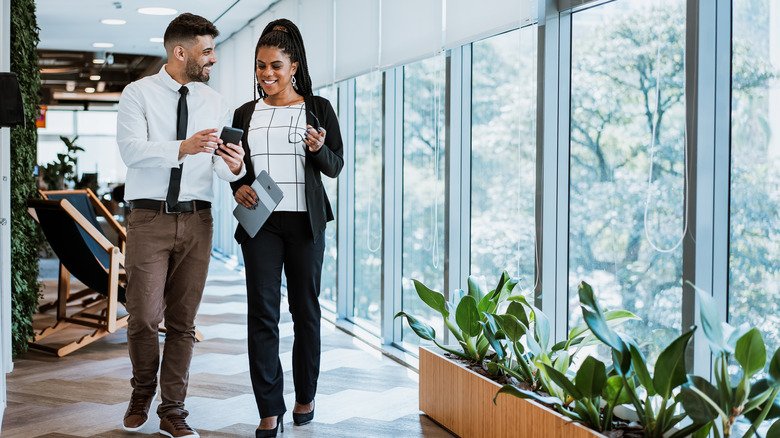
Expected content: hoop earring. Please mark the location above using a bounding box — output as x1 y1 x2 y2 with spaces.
291 75 298 90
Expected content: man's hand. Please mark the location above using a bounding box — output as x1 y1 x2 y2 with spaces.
179 128 219 159
216 141 245 175
234 184 257 208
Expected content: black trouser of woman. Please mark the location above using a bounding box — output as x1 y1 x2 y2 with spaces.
242 211 325 418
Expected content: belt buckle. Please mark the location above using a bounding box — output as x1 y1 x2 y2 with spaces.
164 202 182 214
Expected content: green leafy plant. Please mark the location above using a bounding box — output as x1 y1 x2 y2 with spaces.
395 271 518 364
10 0 43 357
578 281 697 438
493 287 639 433
40 135 83 190
677 285 780 438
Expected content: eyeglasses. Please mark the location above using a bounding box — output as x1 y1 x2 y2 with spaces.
287 110 323 145
308 110 321 131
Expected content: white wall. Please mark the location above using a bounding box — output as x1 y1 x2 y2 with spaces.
1 0 12 430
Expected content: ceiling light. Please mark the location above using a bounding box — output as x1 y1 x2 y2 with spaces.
90 75 101 81
150 37 164 43
137 7 177 15
65 81 76 92
93 58 106 65
85 87 96 94
93 42 114 48
100 19 126 25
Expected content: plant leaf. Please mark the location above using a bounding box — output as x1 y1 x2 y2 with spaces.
735 328 767 379
455 295 481 337
744 379 780 422
542 363 582 400
568 309 640 340
412 279 449 318
494 314 526 343
629 341 656 396
691 283 728 354
653 329 695 398
603 375 632 406
467 276 484 300
769 348 780 385
494 384 563 406
578 282 627 355
478 292 496 314
394 311 436 341
506 300 530 328
480 316 505 360
492 271 509 300
767 419 780 438
742 379 776 423
532 305 550 353
575 356 607 398
679 375 721 424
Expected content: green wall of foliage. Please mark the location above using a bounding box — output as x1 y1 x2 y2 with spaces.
10 0 42 357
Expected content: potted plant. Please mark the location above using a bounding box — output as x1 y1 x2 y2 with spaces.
397 273 607 437
678 286 780 438
39 135 83 190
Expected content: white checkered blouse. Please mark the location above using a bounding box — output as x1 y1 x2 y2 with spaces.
247 100 308 212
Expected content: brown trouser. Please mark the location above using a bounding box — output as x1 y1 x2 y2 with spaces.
124 205 213 418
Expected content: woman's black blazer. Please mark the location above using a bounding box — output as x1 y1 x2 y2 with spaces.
229 95 344 244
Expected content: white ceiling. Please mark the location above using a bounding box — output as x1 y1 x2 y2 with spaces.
35 0 277 56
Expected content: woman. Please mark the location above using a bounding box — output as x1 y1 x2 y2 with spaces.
229 18 343 437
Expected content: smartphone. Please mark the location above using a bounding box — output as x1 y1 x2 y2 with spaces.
218 126 244 154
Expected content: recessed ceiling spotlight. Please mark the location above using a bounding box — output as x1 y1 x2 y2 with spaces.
85 87 96 94
100 19 126 25
93 58 106 65
93 42 114 48
137 7 177 15
150 37 164 43
90 75 101 81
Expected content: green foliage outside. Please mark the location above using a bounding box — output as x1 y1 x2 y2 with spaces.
564 0 777 362
9 0 42 357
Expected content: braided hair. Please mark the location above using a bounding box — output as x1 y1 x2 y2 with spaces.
254 18 313 99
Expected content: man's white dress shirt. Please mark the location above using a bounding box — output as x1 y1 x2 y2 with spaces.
117 65 245 202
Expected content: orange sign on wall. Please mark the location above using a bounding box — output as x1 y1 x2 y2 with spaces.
36 105 47 129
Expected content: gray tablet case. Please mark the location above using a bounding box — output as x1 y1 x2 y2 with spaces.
233 170 284 238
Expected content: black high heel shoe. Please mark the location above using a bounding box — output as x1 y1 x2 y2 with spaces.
292 401 315 426
255 414 284 437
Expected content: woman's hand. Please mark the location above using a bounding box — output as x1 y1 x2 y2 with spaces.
217 141 245 175
234 184 258 209
304 126 326 153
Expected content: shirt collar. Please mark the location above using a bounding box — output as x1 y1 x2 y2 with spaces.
158 64 193 93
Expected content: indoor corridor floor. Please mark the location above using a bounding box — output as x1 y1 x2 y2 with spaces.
2 257 452 437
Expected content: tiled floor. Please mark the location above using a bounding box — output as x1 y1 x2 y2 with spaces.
2 257 452 437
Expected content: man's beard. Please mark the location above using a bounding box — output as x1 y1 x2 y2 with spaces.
186 59 212 83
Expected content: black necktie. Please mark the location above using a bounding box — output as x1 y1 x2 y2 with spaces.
166 85 188 209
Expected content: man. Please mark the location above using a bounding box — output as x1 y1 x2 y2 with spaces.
116 13 245 438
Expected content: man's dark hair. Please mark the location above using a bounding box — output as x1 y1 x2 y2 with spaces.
163 13 219 51
255 18 313 98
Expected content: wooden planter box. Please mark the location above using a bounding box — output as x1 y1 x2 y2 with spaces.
419 347 604 438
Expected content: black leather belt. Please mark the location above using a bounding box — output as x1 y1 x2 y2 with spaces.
129 199 211 214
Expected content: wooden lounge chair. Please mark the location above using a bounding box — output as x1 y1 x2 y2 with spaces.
37 189 126 312
27 198 127 356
